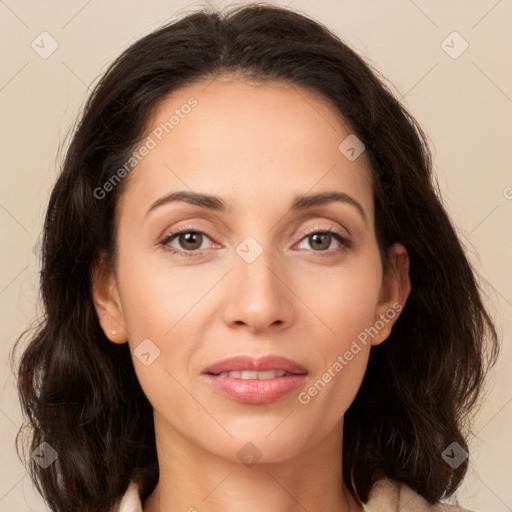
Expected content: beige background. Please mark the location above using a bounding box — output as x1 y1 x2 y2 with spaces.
1 0 511 510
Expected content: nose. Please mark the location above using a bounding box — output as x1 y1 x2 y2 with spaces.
222 243 294 334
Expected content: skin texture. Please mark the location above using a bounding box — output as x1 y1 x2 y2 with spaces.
92 76 411 512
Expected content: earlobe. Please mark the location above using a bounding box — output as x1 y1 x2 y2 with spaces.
372 242 411 346
91 254 128 344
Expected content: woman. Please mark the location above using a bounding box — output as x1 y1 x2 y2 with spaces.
11 3 499 511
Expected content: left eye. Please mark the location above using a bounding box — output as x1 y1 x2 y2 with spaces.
296 230 349 252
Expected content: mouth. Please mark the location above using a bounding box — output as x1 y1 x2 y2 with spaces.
209 369 296 379
202 354 309 376
201 355 308 404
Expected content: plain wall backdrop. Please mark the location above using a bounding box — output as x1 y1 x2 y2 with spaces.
1 0 511 510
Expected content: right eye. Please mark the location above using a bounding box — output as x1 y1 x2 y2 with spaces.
159 227 216 257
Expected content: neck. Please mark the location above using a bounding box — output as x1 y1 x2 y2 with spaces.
142 414 363 512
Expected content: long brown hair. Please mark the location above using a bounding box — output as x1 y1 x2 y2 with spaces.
10 3 500 510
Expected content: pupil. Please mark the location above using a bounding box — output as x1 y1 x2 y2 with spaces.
182 232 200 249
311 233 329 250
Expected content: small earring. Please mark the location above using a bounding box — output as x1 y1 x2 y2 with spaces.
112 329 116 335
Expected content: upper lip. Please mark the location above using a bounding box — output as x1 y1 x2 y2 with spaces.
202 355 308 375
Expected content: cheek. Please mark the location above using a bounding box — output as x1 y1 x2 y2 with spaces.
118 264 197 415
295 253 382 344
116 248 207 339
294 255 381 411
115 249 214 404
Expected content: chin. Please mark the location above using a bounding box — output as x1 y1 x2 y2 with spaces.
209 430 311 466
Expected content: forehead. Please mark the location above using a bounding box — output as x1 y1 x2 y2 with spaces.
118 76 374 221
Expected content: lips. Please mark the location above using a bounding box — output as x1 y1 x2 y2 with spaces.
201 355 308 376
201 355 309 404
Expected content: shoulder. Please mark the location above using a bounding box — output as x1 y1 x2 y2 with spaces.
363 476 476 512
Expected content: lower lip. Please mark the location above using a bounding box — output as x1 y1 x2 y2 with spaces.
203 374 308 404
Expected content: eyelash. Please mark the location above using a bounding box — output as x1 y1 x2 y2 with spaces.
158 225 351 258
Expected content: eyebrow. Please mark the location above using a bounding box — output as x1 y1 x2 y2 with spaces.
145 190 367 224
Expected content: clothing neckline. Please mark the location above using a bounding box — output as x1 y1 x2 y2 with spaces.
113 475 473 512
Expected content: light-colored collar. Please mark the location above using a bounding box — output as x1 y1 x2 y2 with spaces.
113 480 143 512
362 477 474 512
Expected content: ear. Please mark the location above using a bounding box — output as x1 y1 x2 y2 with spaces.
371 242 411 346
91 253 128 344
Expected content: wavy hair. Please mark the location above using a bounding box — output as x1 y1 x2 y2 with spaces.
11 3 499 510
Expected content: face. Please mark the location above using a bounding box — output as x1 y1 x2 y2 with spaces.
93 75 410 464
